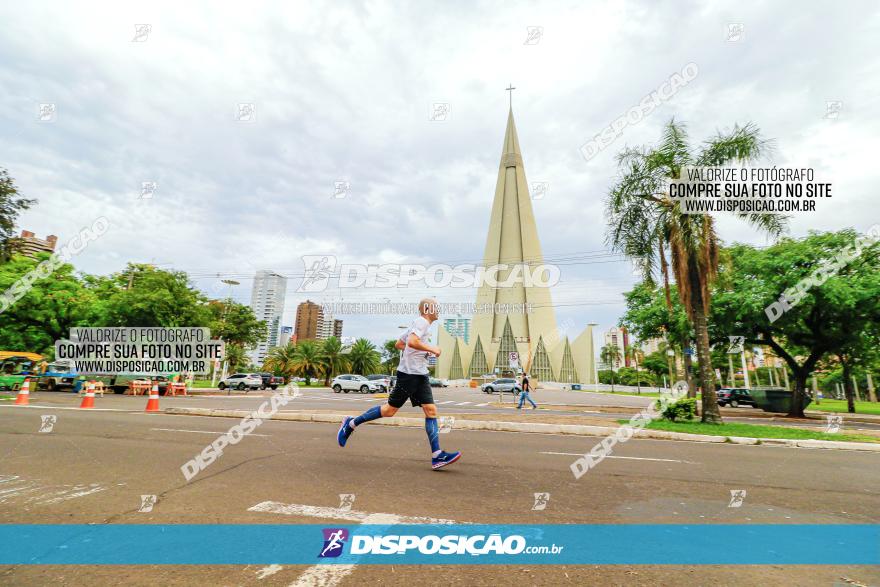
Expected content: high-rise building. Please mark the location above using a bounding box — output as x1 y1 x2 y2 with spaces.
279 326 293 347
443 317 471 344
295 300 322 341
437 107 595 384
317 308 336 340
12 230 58 257
603 327 628 371
248 270 288 366
333 319 343 339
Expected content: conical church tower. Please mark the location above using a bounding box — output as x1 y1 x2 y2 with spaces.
437 106 595 385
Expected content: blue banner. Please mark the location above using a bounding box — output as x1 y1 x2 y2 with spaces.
1 524 876 565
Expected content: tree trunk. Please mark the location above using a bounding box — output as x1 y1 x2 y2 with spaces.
681 335 696 399
792 369 809 417
840 356 856 414
692 304 720 422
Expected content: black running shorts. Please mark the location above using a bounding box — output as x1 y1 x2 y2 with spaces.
388 370 434 408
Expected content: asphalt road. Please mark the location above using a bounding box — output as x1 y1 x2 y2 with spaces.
1 397 879 586
10 385 880 432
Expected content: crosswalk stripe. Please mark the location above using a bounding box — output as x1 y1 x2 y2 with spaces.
455 402 471 406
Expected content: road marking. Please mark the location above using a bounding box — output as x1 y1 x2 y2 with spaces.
476 402 490 407
455 402 472 406
248 501 458 524
539 451 693 463
0 476 108 505
437 401 456 405
248 502 461 587
0 405 131 412
151 428 270 437
256 564 284 579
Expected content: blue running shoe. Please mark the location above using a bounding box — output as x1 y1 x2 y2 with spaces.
337 416 355 447
431 450 461 470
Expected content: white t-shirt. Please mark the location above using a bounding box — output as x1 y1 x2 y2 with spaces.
398 316 431 375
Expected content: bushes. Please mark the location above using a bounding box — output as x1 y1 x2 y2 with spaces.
656 397 697 422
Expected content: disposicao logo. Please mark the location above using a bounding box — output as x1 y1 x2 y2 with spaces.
319 528 349 558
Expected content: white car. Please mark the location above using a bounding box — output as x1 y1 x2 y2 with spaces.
332 374 382 394
218 373 263 391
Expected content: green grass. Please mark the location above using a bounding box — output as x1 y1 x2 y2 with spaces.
809 399 880 416
619 419 879 443
581 389 703 400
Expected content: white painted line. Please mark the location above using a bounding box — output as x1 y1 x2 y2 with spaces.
34 484 107 505
540 451 693 464
248 503 461 587
256 564 284 579
150 427 270 437
438 401 456 405
0 405 131 412
455 402 472 406
476 403 490 407
248 501 458 525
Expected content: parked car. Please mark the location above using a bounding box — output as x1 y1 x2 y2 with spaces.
258 373 285 390
716 387 757 408
366 374 391 392
429 377 448 388
332 374 382 394
38 361 77 391
218 373 263 391
480 378 521 394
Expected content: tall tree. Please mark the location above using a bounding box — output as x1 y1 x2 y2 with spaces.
347 338 381 375
0 168 36 262
208 299 266 350
710 231 880 416
0 254 92 355
382 339 401 373
86 263 212 327
606 118 787 422
319 336 349 386
599 343 621 392
264 343 298 380
291 340 322 385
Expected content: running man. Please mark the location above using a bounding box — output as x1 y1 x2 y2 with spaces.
516 374 537 410
337 298 462 470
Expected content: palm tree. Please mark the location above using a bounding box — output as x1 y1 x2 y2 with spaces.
382 339 401 374
224 343 249 373
264 343 298 379
626 346 644 394
607 118 787 423
600 343 621 392
347 338 381 375
320 336 349 386
291 340 322 385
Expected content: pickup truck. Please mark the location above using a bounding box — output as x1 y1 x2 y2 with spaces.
259 373 285 390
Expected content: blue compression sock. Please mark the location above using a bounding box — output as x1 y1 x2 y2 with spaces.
425 417 441 455
353 405 383 427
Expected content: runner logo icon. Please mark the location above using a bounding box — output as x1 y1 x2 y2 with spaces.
319 528 349 558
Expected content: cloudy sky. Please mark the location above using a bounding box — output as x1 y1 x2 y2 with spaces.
2 0 878 344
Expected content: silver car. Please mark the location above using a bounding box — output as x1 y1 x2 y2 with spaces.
332 374 382 394
218 373 263 391
480 378 522 394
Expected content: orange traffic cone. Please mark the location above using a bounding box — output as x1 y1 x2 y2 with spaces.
145 381 160 412
79 381 96 409
14 378 31 405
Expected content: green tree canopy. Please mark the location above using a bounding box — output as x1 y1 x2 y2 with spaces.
709 230 880 416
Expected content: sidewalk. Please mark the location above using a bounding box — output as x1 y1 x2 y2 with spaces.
163 406 880 452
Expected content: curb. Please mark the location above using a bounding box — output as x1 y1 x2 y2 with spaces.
162 407 880 452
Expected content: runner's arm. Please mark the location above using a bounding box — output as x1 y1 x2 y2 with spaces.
407 333 441 356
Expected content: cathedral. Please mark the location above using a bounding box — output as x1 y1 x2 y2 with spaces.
436 108 595 385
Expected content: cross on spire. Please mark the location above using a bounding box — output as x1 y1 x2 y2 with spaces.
506 84 516 109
